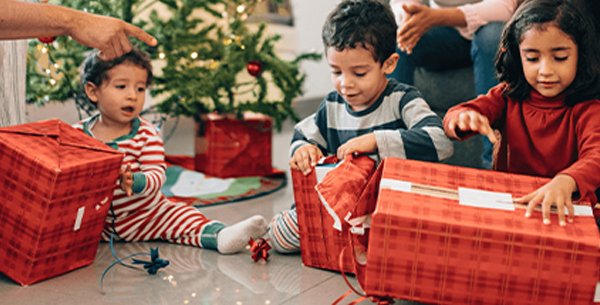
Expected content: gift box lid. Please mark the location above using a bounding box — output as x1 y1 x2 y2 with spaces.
0 118 120 168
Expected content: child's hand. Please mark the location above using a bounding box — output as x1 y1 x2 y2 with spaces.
445 110 497 143
289 144 324 176
120 163 133 196
516 174 578 226
337 133 377 161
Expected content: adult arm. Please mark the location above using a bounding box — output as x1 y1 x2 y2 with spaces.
0 0 157 60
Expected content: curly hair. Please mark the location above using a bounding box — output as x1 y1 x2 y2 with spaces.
495 0 600 105
322 0 397 65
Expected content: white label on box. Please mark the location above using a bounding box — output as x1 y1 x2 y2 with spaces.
379 178 412 192
459 187 515 211
74 206 85 231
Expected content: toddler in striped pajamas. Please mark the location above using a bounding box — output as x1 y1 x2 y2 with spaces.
266 0 454 253
74 47 267 254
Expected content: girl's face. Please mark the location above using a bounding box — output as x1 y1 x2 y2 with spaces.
519 23 578 98
85 62 148 126
327 46 398 111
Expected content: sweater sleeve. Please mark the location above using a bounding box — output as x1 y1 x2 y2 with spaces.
129 123 167 197
375 88 453 162
457 0 518 37
559 101 600 203
289 99 329 158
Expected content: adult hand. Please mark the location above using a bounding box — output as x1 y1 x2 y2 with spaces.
445 110 497 143
71 13 157 61
397 4 436 54
336 133 377 161
516 174 578 226
289 144 324 176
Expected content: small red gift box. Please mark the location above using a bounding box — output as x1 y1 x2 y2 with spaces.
293 155 376 273
194 112 273 178
348 158 600 304
0 119 123 285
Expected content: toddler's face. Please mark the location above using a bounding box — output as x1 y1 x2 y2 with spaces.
87 62 148 126
326 46 397 111
519 23 578 98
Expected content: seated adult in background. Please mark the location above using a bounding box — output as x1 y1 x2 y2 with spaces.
388 0 519 169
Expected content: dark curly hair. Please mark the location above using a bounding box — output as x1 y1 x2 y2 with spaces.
322 0 397 65
80 46 153 105
495 0 600 105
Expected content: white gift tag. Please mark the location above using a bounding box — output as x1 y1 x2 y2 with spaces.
459 187 515 211
74 206 85 231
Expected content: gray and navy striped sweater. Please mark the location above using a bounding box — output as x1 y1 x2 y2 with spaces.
290 79 453 163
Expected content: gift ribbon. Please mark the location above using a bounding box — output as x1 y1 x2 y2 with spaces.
100 234 170 292
248 237 271 262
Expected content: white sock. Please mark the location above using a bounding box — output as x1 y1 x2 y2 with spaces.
217 215 268 254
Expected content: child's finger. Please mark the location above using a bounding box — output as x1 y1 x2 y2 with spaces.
566 198 575 224
555 197 566 226
521 191 539 218
541 197 552 225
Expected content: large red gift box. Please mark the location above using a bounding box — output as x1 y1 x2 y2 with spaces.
293 155 376 273
348 158 600 304
194 112 273 178
0 119 123 285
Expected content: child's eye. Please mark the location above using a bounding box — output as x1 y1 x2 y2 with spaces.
137 87 145 92
116 85 126 89
555 56 568 61
525 57 538 62
331 71 341 75
355 72 366 77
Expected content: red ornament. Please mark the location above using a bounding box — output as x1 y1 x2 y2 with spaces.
246 60 263 77
38 37 56 44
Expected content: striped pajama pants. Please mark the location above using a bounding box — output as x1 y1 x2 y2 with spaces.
267 207 300 253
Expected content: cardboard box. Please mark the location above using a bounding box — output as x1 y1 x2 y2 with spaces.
293 155 376 273
0 119 123 285
194 112 273 178
349 158 600 304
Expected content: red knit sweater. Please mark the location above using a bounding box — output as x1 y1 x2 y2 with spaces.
444 83 600 204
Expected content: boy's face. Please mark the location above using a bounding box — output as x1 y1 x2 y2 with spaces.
519 23 578 98
327 46 398 111
85 62 148 126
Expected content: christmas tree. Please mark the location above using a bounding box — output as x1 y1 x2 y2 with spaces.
26 0 321 130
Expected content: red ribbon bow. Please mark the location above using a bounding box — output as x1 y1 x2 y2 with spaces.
248 238 271 263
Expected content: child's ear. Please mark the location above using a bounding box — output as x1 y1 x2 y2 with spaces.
84 82 100 103
382 53 400 75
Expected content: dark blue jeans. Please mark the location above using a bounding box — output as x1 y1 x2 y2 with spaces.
389 23 504 169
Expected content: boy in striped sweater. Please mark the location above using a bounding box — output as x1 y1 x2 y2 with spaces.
266 0 454 253
74 47 268 254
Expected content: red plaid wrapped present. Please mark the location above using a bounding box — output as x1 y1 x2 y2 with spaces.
347 158 600 304
0 119 123 285
293 154 376 273
194 112 273 178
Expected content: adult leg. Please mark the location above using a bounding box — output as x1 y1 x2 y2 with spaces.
471 22 504 169
388 26 472 84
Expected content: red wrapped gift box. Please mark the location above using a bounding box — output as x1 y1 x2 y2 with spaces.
348 158 600 304
194 112 273 178
0 119 123 285
293 155 376 273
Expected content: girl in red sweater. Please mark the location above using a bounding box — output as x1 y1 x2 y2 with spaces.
444 0 600 227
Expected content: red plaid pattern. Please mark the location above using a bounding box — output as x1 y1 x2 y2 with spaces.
194 112 273 178
353 158 600 304
0 119 123 285
294 155 376 273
